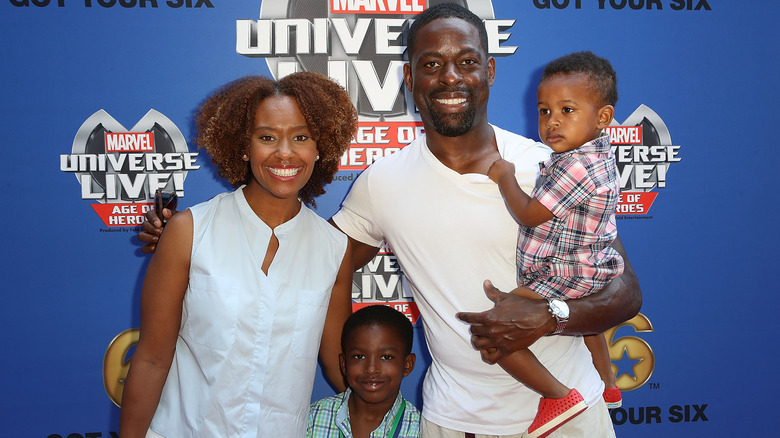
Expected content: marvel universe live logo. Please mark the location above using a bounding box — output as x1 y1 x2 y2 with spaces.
352 245 421 324
235 13 515 112
237 12 515 59
341 122 425 170
606 126 679 191
61 109 196 227
606 122 681 216
611 404 709 425
353 250 409 302
533 0 711 10
59 142 199 201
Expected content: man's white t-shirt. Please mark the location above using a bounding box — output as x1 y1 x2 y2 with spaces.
332 126 604 435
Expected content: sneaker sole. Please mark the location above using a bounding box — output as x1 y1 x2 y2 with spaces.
526 400 588 438
606 399 622 409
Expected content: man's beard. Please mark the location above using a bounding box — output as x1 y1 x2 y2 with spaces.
425 86 482 137
429 104 477 137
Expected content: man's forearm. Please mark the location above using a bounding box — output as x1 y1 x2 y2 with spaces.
563 272 641 335
563 236 642 335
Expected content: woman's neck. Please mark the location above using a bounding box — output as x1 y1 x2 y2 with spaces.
241 184 302 229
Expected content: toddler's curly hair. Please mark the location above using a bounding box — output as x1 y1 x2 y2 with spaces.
542 51 618 108
195 72 357 207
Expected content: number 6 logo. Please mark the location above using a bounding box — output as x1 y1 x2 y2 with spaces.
102 328 140 407
603 313 654 391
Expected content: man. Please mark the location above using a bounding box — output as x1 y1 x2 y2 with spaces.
140 4 640 436
330 4 639 437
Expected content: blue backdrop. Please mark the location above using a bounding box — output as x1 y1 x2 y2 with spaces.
1 1 777 437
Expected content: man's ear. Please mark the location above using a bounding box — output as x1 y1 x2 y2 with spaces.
487 57 496 87
403 353 416 377
597 105 615 130
403 62 413 92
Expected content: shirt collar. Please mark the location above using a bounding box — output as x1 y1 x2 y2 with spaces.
376 392 406 437
546 134 611 167
335 388 406 437
577 134 612 154
335 389 351 436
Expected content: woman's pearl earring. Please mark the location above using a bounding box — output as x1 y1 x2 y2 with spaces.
242 154 248 160
315 155 320 161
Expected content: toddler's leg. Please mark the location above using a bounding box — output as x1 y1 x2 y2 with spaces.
499 286 570 397
486 285 589 437
584 333 622 409
583 333 616 388
497 349 570 399
497 349 587 438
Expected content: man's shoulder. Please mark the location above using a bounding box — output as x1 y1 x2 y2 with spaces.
492 125 552 165
354 135 425 184
493 124 533 143
371 135 424 168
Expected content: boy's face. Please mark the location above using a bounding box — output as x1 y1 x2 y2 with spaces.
340 323 416 407
537 73 614 154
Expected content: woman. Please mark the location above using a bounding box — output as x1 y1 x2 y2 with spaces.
119 73 358 437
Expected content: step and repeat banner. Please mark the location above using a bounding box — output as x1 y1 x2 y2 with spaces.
1 1 777 437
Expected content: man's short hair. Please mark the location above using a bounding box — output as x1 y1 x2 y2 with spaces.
341 305 414 355
406 2 489 59
542 51 619 107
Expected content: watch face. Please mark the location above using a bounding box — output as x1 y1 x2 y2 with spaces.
550 299 570 318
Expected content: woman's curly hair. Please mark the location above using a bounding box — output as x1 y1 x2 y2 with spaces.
195 72 358 207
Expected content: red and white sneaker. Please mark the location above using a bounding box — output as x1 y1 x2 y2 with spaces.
603 386 622 409
526 389 588 438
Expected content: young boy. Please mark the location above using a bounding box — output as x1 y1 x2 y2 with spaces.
486 51 625 438
307 305 420 438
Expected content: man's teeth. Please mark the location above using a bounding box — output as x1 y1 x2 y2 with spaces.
437 98 466 105
269 167 300 177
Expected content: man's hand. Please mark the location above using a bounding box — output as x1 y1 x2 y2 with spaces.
457 280 554 364
137 208 174 254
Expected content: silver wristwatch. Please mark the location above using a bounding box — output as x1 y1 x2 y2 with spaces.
546 298 569 335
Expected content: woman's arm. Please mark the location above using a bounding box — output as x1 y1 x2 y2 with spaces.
119 210 193 438
318 240 354 392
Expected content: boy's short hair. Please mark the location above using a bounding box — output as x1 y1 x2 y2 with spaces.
342 305 414 355
542 51 618 107
406 2 489 59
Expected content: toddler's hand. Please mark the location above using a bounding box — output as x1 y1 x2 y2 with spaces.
487 158 515 184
